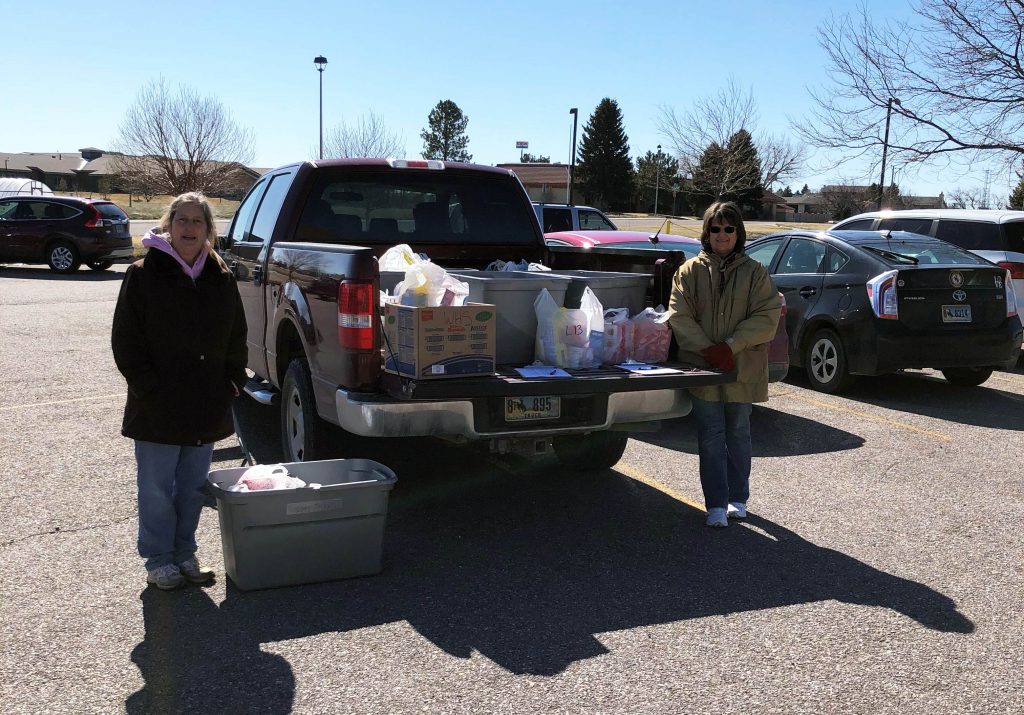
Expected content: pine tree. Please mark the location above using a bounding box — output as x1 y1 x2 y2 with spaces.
683 143 726 217
420 100 472 161
576 98 634 211
801 184 810 194
635 150 679 213
781 185 793 197
1009 177 1024 209
725 129 763 216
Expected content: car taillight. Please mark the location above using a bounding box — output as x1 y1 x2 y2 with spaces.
82 205 102 228
997 261 1024 280
338 281 376 351
1005 270 1018 317
866 269 899 320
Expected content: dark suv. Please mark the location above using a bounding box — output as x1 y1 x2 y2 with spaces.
0 196 133 273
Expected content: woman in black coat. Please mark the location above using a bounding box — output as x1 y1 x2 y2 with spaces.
112 192 247 590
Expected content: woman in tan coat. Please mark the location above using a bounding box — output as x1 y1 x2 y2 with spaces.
668 201 781 528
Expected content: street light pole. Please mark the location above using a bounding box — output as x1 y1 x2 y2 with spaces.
568 108 578 206
654 144 661 215
878 96 900 209
314 55 328 160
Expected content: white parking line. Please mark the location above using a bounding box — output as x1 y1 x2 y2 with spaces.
0 393 125 412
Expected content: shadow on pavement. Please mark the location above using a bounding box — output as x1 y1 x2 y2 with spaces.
632 405 865 457
786 369 1024 431
127 449 974 705
0 265 128 281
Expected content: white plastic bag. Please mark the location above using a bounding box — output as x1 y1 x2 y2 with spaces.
533 287 604 368
228 464 308 492
379 244 422 271
629 305 672 363
603 308 633 364
394 261 470 307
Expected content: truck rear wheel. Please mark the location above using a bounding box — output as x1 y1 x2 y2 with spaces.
280 358 329 462
553 431 629 472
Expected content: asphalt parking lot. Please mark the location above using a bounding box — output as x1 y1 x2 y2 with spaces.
1 263 1022 715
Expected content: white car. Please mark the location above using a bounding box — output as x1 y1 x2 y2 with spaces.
832 209 1024 313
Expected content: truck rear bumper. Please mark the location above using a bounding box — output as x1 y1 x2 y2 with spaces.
335 387 693 439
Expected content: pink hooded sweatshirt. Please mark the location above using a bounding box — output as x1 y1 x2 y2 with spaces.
141 229 209 280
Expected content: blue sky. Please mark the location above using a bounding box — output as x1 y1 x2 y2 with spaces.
2 0 1008 199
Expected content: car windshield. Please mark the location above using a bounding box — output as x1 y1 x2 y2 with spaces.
860 240 989 266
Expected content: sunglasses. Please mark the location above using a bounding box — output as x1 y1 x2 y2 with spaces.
709 225 736 234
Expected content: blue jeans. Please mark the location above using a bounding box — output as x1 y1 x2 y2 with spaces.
135 440 214 569
689 398 752 510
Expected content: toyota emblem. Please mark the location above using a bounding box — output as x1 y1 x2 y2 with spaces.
949 271 964 287
952 289 967 302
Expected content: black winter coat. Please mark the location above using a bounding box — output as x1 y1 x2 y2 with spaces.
111 249 248 445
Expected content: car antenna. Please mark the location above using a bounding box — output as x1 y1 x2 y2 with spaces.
649 217 669 245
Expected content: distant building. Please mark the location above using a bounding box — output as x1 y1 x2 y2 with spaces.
0 147 261 198
497 163 571 203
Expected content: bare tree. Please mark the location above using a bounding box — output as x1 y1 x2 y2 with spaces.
820 184 874 221
323 112 406 159
796 0 1024 176
947 187 1006 209
111 78 254 196
656 78 806 191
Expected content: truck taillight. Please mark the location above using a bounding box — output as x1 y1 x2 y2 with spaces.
338 281 376 351
866 269 899 320
997 261 1024 280
388 159 445 170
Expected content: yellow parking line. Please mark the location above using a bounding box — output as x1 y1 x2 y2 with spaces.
769 388 952 441
616 462 706 512
0 393 125 412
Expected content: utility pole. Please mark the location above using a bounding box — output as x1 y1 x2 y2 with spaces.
568 108 578 205
878 96 900 209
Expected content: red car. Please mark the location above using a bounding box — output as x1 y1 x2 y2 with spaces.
545 230 789 382
545 229 702 256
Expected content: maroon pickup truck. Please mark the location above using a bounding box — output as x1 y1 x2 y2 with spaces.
221 159 737 469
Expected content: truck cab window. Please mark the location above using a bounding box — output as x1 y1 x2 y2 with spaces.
228 178 268 245
250 172 296 245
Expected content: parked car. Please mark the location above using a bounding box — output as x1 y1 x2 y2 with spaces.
745 229 1022 393
0 195 133 273
832 209 1024 308
533 203 618 233
545 233 789 382
544 229 701 255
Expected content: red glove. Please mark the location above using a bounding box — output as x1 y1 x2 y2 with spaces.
701 341 735 372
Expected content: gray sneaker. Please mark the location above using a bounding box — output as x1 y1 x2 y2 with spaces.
705 507 729 528
727 502 747 519
176 556 215 584
147 564 184 590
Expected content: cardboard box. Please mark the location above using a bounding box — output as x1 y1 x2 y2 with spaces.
383 302 496 379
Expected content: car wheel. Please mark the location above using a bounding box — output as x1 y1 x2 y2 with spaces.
553 431 629 472
805 328 852 394
940 367 993 387
87 259 113 271
280 358 329 462
46 241 81 273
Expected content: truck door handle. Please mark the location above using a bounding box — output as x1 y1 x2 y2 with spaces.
799 286 817 298
253 264 264 286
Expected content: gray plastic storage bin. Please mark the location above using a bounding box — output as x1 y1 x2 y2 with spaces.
207 459 397 591
541 270 651 315
449 270 573 365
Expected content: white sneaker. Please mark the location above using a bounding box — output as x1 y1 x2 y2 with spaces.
176 556 215 584
147 564 184 590
705 507 729 528
727 502 747 519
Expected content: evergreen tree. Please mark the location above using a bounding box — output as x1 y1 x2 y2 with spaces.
420 100 472 161
635 150 679 213
725 129 763 216
801 183 810 194
1009 177 1024 209
576 98 634 210
683 143 727 217
781 185 793 197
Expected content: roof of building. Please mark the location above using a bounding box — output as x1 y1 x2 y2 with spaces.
496 162 571 186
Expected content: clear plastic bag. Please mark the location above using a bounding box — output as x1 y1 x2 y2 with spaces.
394 261 469 307
379 244 422 272
629 305 672 363
603 308 633 364
533 287 604 368
228 464 308 492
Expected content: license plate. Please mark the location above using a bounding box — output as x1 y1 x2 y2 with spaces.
941 305 972 323
505 396 560 421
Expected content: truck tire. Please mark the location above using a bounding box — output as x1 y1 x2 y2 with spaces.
553 431 629 472
280 358 329 462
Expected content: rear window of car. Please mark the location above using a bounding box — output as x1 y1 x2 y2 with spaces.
934 220 1002 251
1001 221 1024 253
860 239 989 265
93 203 128 220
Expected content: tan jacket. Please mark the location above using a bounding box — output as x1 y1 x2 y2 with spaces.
668 250 782 403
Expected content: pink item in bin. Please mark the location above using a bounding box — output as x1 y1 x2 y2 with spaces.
630 306 672 363
228 464 308 492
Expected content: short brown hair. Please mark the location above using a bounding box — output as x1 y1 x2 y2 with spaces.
700 201 747 254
